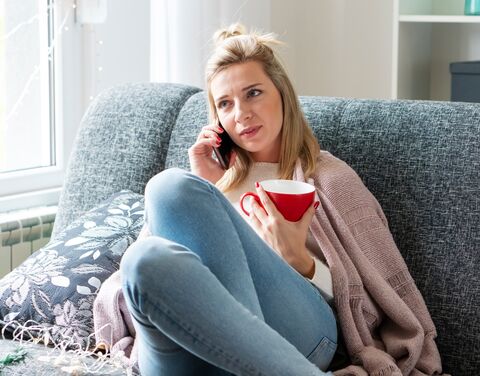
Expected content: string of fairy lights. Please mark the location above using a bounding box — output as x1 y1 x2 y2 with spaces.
1 1 105 130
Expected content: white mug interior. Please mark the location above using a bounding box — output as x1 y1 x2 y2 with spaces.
260 179 315 195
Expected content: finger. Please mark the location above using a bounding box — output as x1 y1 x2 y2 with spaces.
197 135 222 148
255 183 280 217
202 123 223 131
248 206 263 230
197 129 221 143
197 124 222 139
200 137 220 148
202 124 224 135
299 202 317 227
191 139 220 154
251 199 269 223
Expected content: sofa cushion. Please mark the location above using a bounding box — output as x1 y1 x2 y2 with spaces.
0 190 144 348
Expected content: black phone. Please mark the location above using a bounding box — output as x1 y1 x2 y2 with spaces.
213 122 235 170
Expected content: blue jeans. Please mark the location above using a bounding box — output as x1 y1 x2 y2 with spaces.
121 168 337 376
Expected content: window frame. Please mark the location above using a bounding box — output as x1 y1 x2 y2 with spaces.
0 0 82 212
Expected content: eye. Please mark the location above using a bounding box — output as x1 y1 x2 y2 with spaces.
247 88 262 98
217 100 230 109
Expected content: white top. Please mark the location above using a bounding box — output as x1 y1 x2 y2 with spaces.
223 162 333 302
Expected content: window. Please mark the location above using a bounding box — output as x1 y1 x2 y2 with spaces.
0 0 81 212
0 0 55 175
0 0 150 212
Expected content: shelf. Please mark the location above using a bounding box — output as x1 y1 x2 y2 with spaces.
399 15 480 23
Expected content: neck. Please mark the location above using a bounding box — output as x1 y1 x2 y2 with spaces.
250 148 280 163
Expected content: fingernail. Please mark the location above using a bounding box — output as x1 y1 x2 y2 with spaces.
255 182 259 188
314 201 320 209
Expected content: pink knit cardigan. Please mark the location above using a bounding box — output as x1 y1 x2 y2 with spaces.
93 151 446 375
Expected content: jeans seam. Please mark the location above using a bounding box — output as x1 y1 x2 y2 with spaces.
306 336 337 371
206 182 266 318
306 337 326 359
138 290 266 376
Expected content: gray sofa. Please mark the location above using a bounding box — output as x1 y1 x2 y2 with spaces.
6 83 480 374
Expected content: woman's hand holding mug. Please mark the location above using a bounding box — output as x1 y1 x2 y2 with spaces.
241 180 320 278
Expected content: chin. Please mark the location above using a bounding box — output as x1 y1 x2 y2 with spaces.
238 143 261 154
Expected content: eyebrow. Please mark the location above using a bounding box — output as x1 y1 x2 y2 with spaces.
215 83 263 103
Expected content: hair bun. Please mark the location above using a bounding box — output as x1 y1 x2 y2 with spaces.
213 23 247 45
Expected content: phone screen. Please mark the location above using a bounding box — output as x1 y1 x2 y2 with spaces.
213 123 234 170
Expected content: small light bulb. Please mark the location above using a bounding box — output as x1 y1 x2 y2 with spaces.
64 26 69 31
98 67 103 72
98 40 103 45
89 96 94 100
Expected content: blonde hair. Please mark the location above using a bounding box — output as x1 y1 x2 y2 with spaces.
206 23 320 192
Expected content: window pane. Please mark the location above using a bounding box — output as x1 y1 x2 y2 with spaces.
0 0 54 174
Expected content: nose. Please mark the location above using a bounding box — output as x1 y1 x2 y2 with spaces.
234 100 252 124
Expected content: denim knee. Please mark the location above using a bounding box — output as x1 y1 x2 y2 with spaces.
120 236 200 295
145 168 199 208
121 237 162 289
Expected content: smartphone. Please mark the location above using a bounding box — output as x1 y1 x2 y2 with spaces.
213 122 235 170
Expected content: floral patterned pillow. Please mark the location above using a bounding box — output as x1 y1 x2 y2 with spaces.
0 190 144 348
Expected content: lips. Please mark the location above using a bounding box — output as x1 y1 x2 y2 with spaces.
239 126 261 137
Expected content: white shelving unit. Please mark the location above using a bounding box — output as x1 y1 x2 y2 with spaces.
399 15 480 23
397 0 480 100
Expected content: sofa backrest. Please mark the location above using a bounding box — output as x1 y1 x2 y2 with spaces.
308 98 479 376
55 83 479 375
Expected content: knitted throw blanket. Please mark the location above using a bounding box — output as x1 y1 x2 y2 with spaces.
294 151 446 375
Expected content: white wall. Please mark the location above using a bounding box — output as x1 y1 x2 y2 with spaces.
148 0 397 98
150 0 271 89
77 0 480 111
270 0 396 98
80 0 150 111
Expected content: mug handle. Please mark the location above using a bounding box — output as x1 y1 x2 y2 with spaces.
240 192 261 217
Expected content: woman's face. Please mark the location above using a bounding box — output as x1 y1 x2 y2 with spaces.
211 61 284 162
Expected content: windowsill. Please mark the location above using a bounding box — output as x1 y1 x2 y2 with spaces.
0 205 58 226
0 187 61 214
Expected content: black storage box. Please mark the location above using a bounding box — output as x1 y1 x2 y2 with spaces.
450 61 480 103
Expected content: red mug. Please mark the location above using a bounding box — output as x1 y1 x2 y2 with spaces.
240 179 315 222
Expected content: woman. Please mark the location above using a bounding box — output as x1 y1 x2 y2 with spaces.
94 24 445 376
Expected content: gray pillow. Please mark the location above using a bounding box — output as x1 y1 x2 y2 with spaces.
0 190 144 348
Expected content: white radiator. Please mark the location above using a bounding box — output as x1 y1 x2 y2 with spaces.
0 206 57 278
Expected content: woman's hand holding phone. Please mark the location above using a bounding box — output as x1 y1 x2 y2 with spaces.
213 123 235 170
188 122 236 184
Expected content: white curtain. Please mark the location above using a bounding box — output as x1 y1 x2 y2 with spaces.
150 0 271 89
